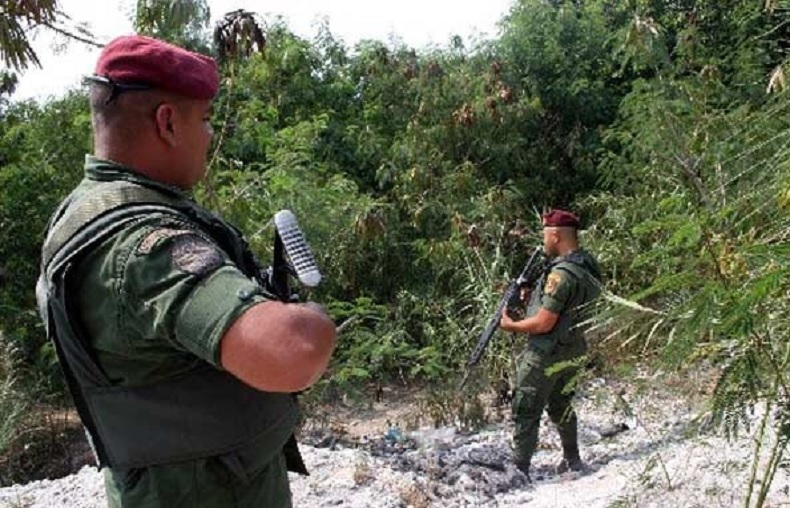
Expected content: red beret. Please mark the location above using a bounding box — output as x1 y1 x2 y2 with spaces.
94 35 219 100
542 209 581 228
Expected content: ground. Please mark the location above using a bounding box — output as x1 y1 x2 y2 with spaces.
1 370 789 507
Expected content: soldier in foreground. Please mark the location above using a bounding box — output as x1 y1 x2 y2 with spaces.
36 35 336 507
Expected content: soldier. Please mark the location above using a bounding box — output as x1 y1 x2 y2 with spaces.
500 209 602 482
36 35 336 507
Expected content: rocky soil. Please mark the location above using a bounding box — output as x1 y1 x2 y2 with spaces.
1 372 789 508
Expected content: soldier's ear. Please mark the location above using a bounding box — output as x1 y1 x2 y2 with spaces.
154 103 178 147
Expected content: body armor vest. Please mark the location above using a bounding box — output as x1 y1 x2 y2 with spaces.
526 251 602 349
36 179 306 472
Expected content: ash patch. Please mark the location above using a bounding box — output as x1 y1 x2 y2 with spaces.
303 425 532 499
388 442 531 498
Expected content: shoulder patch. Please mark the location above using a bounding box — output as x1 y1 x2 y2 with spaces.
137 228 194 255
544 271 564 296
170 235 224 276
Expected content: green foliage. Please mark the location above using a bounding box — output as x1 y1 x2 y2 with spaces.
0 0 58 69
0 70 17 113
419 388 489 431
581 22 790 498
0 92 90 390
3 1 790 497
496 0 631 204
134 0 211 51
0 340 27 457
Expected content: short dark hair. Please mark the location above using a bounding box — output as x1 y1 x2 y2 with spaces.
87 84 164 142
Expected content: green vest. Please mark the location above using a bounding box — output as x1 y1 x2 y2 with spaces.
37 178 306 473
526 250 602 352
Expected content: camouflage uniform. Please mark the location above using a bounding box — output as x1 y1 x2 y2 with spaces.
38 157 300 507
512 249 602 472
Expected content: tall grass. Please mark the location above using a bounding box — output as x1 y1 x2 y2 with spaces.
0 339 29 465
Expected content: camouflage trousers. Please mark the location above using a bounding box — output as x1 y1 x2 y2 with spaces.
511 345 582 467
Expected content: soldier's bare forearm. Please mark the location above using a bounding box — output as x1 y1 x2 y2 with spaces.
501 308 559 335
220 300 337 393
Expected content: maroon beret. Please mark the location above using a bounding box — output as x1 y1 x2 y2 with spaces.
94 35 219 100
542 209 581 228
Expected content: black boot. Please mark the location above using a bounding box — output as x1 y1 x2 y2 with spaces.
514 459 533 484
555 445 585 474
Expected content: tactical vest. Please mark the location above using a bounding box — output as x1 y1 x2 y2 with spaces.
526 252 601 350
36 179 306 473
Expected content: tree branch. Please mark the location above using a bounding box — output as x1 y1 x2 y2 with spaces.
40 22 102 48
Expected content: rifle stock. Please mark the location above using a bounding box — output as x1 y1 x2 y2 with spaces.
459 247 544 388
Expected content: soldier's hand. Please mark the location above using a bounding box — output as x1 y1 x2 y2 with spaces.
500 311 515 331
520 287 530 303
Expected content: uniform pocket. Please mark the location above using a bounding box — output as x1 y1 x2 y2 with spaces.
527 334 557 355
219 450 253 485
114 466 146 491
554 313 576 345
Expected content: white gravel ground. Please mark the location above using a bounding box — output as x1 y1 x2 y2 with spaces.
2 377 788 508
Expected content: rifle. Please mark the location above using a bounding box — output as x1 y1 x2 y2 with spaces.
262 209 322 302
459 247 545 388
259 210 322 476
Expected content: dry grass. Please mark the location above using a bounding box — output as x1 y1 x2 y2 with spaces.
0 407 94 487
352 453 374 486
398 481 432 508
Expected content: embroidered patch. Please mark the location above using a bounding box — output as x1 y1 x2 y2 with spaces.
544 271 563 296
170 235 224 276
137 229 193 255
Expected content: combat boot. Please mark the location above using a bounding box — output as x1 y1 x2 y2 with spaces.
514 459 532 484
555 445 585 474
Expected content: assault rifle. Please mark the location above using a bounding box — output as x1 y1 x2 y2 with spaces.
459 247 545 388
260 210 322 475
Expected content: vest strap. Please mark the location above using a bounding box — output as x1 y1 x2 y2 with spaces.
42 181 182 270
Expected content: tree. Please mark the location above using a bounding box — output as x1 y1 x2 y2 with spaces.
0 0 100 71
0 91 91 391
213 9 266 63
0 70 18 114
0 0 59 69
134 0 211 51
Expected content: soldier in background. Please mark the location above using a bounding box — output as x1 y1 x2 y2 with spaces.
500 209 602 482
